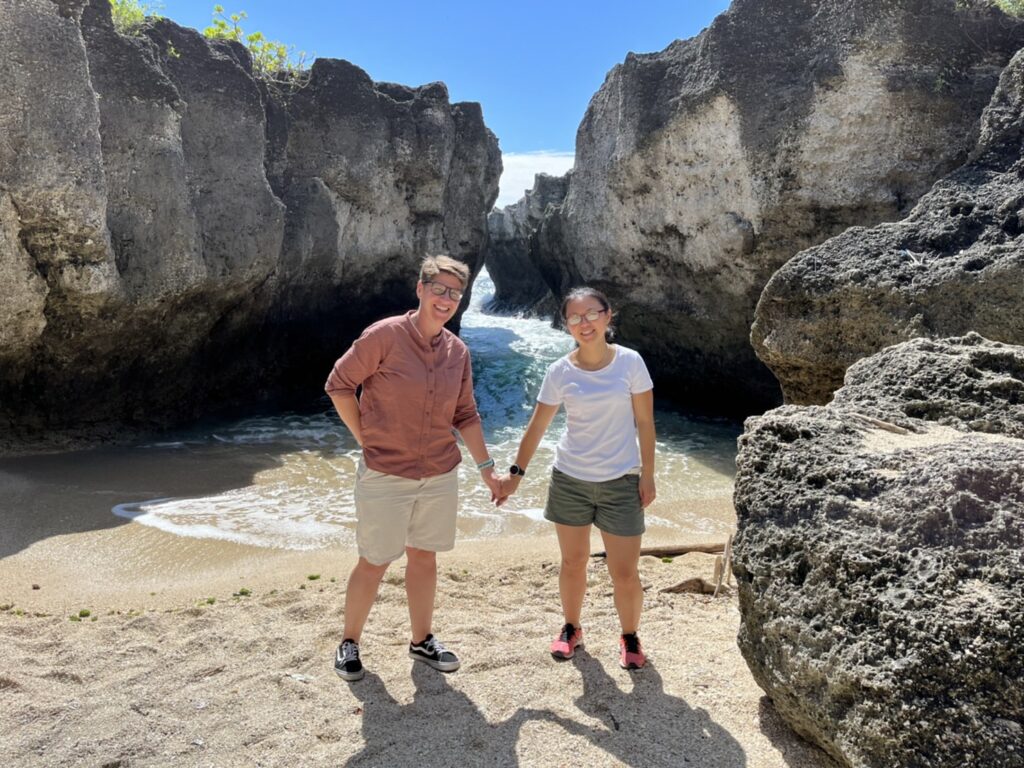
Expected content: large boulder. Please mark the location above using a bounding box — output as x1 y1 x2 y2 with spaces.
753 45 1024 405
733 334 1024 767
533 0 1024 413
0 0 499 445
484 172 568 315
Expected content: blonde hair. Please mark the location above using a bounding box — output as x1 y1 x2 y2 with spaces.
419 255 470 289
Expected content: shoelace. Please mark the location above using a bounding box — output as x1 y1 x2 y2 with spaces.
622 634 641 654
422 636 447 656
341 641 359 663
559 623 577 642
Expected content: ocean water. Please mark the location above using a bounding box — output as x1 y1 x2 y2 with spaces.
108 271 741 550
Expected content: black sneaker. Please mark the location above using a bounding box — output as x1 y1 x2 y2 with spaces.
335 638 364 681
408 633 460 672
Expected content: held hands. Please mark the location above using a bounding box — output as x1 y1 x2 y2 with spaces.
481 467 503 505
487 472 521 507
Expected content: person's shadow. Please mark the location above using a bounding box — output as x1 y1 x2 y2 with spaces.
553 651 749 767
345 664 560 768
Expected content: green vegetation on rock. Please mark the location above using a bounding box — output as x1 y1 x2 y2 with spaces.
110 0 161 34
203 5 308 79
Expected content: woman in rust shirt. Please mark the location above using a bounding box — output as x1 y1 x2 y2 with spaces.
325 255 501 682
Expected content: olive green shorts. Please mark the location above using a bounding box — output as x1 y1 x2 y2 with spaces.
543 468 644 537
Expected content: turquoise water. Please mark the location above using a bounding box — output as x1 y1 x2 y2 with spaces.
108 271 740 550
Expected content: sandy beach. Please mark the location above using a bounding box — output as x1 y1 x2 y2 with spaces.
0 523 837 768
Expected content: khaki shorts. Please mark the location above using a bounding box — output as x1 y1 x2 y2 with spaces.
544 468 644 537
354 462 459 565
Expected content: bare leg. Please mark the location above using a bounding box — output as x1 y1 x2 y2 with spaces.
600 530 643 635
343 557 390 641
405 546 437 642
555 523 592 627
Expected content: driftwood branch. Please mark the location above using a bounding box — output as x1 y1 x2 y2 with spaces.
660 577 725 595
713 534 734 598
649 534 735 597
591 542 726 559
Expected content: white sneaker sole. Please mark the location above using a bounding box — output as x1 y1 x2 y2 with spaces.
335 665 365 681
408 651 460 672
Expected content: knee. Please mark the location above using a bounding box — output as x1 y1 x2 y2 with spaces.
405 547 436 569
355 557 390 580
607 562 640 586
561 554 589 573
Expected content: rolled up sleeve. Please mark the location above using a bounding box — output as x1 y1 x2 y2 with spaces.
325 326 388 397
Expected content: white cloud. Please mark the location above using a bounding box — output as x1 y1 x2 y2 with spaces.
496 150 575 208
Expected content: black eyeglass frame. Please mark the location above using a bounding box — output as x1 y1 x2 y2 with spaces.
421 280 465 302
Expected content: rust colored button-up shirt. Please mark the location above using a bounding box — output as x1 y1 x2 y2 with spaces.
325 311 481 480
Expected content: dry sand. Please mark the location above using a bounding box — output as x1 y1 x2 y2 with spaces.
0 532 838 768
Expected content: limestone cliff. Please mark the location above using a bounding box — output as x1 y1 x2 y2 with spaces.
753 45 1024 405
533 0 1024 413
484 172 568 315
0 0 499 444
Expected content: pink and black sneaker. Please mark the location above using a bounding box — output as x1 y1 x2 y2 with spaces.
619 632 646 670
550 622 584 660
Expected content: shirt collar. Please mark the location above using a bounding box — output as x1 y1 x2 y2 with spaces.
404 310 444 350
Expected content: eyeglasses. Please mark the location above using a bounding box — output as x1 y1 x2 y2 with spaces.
422 280 464 302
566 309 607 326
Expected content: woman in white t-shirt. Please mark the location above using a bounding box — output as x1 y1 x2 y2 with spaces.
499 287 656 670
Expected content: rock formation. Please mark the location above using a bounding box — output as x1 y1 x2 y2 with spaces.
484 172 568 315
753 45 1024 405
531 0 1024 413
733 334 1024 767
0 0 499 444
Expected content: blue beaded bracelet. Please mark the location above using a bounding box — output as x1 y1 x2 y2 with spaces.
476 458 495 470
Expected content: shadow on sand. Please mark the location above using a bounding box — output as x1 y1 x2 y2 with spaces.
345 665 563 768
344 653 749 767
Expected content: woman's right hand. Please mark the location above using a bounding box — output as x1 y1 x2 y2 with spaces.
495 473 521 506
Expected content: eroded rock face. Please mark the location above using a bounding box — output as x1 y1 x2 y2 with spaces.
753 46 1024 405
485 173 568 315
733 334 1024 767
0 0 499 443
534 0 1024 413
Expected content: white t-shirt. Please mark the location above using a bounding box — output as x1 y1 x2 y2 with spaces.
537 345 654 482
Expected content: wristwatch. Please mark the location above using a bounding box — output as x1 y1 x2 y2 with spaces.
509 464 526 477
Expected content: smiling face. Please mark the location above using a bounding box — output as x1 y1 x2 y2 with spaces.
416 270 464 326
564 296 611 346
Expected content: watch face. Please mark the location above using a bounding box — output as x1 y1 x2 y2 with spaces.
510 464 523 476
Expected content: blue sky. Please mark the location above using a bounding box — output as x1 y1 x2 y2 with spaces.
158 0 731 204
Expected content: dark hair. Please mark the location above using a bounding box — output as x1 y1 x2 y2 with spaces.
560 286 614 342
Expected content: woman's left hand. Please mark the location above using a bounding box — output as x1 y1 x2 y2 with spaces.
639 473 656 509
